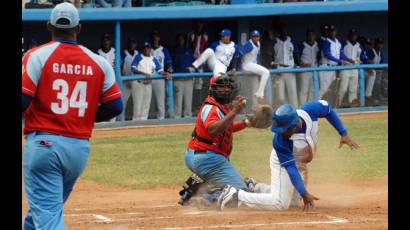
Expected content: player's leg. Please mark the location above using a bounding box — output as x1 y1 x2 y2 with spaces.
192 151 248 191
365 70 376 97
236 148 295 210
141 84 153 120
337 72 350 107
23 133 66 230
299 72 311 105
193 48 216 70
319 70 335 99
264 74 273 106
183 78 194 117
120 81 131 121
152 79 166 119
173 80 184 118
131 81 144 120
61 137 90 204
277 74 286 104
212 60 227 75
348 73 359 104
284 72 298 108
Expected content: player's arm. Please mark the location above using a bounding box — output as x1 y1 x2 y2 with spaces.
339 46 354 64
241 42 253 55
163 48 173 72
22 50 41 112
95 98 123 122
322 41 341 64
291 39 301 66
277 143 319 211
305 100 360 149
208 41 219 51
207 96 246 137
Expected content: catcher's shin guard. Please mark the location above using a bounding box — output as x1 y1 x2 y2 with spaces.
178 174 204 206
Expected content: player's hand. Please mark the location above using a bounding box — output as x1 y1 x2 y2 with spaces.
232 96 246 114
349 59 356 64
167 68 174 73
339 135 360 150
301 63 311 67
301 192 319 212
270 62 278 68
144 73 152 79
165 72 173 80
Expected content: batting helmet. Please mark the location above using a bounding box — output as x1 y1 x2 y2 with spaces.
271 104 299 133
209 73 237 105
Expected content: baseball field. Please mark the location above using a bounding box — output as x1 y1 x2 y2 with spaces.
22 112 388 229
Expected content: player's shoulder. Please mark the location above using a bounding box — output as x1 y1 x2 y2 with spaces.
78 45 113 72
24 41 60 60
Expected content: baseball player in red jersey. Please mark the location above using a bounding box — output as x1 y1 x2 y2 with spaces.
22 3 123 229
178 73 251 205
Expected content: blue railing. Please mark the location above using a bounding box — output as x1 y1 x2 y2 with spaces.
119 63 387 118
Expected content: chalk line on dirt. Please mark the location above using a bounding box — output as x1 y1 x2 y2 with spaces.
159 215 349 230
92 214 113 223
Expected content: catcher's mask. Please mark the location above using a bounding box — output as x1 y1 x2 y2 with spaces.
209 73 238 105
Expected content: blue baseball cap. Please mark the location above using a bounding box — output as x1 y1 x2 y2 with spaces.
220 29 231 37
271 104 299 133
250 30 260 37
143 42 152 48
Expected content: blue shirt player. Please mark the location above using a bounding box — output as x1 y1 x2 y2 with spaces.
191 29 241 76
217 100 360 211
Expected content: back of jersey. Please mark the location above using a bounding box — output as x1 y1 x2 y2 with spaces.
22 40 121 139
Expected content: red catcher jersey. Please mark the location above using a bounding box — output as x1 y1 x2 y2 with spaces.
22 41 122 139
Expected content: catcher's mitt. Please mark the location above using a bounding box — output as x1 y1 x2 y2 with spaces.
249 104 273 129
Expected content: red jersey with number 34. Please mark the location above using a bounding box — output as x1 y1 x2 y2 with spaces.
22 40 122 139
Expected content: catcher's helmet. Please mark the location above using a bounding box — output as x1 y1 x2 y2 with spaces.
209 73 237 105
271 104 299 133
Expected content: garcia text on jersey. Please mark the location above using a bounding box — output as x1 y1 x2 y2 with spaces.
52 63 94 76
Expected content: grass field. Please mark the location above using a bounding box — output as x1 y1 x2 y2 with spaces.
82 114 387 189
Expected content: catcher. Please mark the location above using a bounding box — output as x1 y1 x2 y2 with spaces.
217 100 360 211
178 72 273 206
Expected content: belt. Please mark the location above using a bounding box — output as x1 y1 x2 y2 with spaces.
34 131 56 135
194 150 207 154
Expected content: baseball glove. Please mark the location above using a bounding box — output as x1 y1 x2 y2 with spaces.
248 104 273 129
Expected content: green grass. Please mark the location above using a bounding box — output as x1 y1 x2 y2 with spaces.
82 115 387 189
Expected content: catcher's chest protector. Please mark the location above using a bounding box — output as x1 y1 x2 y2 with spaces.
188 97 233 157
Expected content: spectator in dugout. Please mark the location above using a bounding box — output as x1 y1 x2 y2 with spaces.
97 33 116 69
271 22 300 108
336 29 362 108
130 42 164 120
96 0 132 7
120 38 139 121
172 33 195 118
151 30 173 119
360 37 386 106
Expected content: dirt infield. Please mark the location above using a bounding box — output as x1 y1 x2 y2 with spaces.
22 176 387 229
22 111 388 229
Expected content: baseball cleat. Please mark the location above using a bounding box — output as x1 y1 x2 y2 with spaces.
217 185 238 211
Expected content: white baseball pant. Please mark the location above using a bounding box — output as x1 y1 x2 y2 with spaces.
365 70 376 97
237 148 303 210
132 81 152 120
298 72 314 105
151 79 166 119
192 48 227 75
277 72 298 108
174 79 194 118
318 70 336 99
242 62 270 99
338 70 359 104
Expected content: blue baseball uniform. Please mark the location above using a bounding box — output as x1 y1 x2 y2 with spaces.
235 100 347 210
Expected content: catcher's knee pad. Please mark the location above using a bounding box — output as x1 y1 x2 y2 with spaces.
178 174 204 205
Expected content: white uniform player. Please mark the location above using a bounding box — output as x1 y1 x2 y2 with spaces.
318 25 353 99
299 30 319 105
337 29 361 107
151 31 173 120
131 42 163 120
192 29 241 75
241 30 270 106
120 39 139 121
217 101 359 211
272 26 299 108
